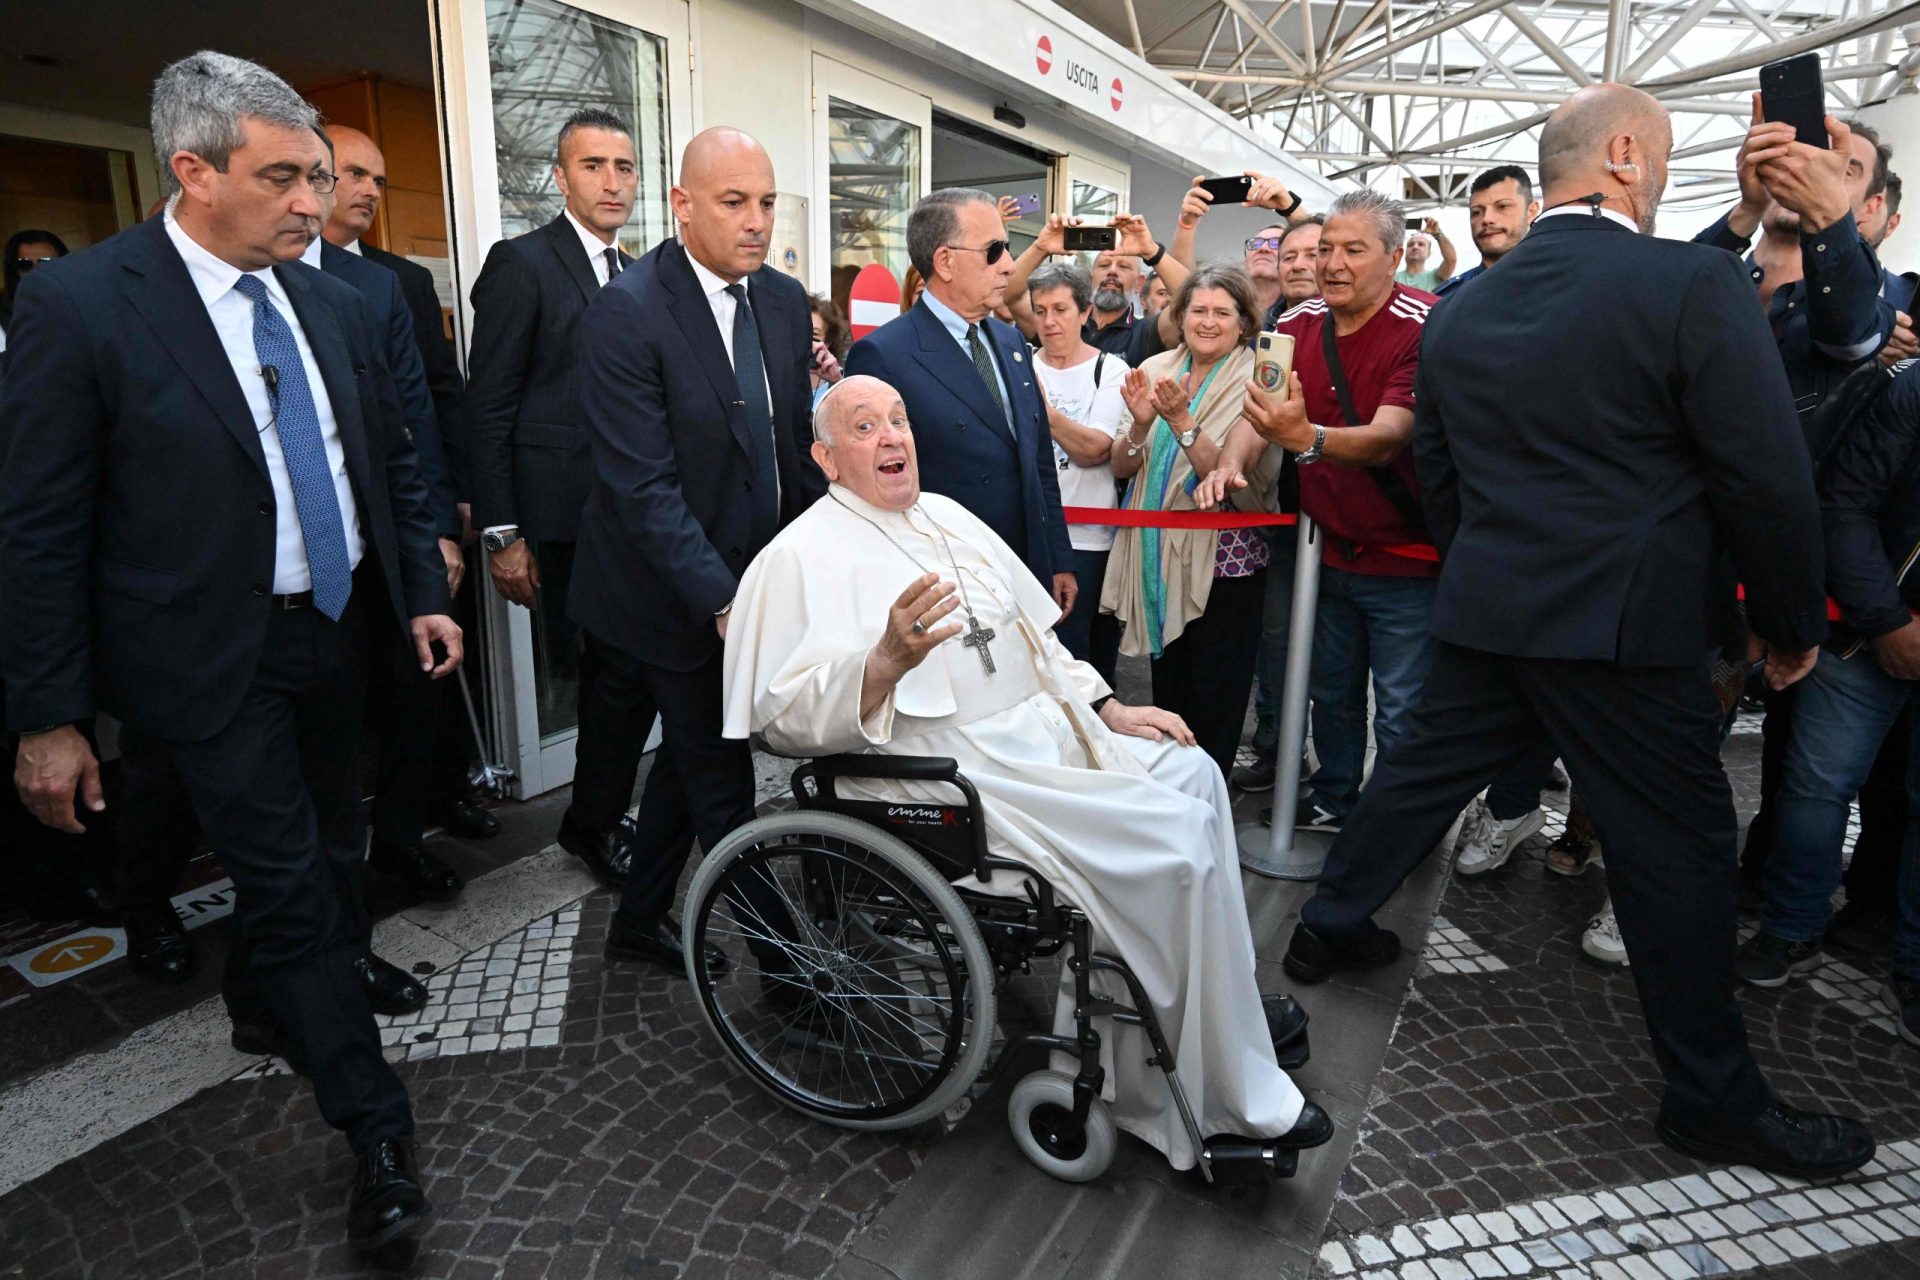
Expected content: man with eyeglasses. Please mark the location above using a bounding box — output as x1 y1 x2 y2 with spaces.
846 188 1077 617
0 50 459 1250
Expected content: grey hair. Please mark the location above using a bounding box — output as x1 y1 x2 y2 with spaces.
151 51 318 192
907 187 997 278
1326 189 1406 254
1028 260 1092 311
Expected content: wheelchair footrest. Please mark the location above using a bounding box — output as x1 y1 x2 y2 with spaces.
1203 1137 1299 1184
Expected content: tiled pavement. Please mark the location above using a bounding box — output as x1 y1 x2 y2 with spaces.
2 697 1917 1278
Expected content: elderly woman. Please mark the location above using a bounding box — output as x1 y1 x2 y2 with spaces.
1105 264 1278 779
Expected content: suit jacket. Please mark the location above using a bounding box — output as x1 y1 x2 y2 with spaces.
0 217 449 741
1413 214 1827 667
319 241 458 538
568 238 826 671
845 299 1073 587
362 241 469 503
464 214 630 542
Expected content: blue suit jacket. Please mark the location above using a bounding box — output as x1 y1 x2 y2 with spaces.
845 299 1072 587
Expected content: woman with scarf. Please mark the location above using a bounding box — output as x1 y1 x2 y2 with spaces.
1105 263 1279 778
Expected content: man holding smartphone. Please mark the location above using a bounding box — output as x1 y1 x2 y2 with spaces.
1394 219 1456 291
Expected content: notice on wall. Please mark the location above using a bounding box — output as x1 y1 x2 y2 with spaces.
409 254 457 312
773 194 808 283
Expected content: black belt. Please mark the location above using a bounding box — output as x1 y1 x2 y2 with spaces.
271 589 315 610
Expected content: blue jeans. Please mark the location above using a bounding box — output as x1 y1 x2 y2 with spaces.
1305 568 1437 816
1056 547 1121 689
1765 649 1910 945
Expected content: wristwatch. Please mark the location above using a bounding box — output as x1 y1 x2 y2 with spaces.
481 528 523 552
1278 190 1305 218
1295 423 1327 464
1175 423 1201 448
1142 242 1166 269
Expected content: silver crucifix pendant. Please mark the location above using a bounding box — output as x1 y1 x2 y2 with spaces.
962 613 997 675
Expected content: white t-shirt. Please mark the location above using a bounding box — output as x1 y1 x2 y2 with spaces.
1039 348 1130 552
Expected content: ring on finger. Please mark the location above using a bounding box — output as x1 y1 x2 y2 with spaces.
911 619 926 635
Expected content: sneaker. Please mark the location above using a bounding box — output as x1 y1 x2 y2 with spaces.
1295 799 1344 833
1545 829 1603 877
1885 974 1919 1048
1455 801 1546 877
1581 902 1628 967
1230 754 1277 792
1734 931 1825 988
1826 901 1895 956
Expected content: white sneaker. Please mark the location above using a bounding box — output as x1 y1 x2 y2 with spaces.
1456 803 1546 877
1582 902 1628 967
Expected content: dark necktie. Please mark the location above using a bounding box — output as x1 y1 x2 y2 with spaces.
966 323 1010 426
233 274 352 619
725 284 779 539
603 247 621 281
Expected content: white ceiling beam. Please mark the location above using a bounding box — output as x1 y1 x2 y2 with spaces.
1319 0 1513 83
1324 0 1392 69
1620 0 1725 81
1603 0 1630 80
1502 4 1595 86
1218 0 1310 77
1638 2 1920 91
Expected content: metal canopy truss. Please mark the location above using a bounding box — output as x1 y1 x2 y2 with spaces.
1073 0 1920 208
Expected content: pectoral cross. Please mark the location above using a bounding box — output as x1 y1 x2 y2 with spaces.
962 613 997 675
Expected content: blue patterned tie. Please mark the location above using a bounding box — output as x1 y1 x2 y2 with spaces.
233 274 353 620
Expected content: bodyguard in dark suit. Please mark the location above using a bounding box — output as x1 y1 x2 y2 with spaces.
846 189 1076 613
1283 85 1873 1179
570 126 824 969
465 107 638 883
1 53 458 1248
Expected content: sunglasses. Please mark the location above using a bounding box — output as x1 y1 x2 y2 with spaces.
944 239 1012 266
1244 236 1283 252
14 254 58 272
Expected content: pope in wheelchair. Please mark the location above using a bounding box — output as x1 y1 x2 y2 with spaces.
689 375 1331 1184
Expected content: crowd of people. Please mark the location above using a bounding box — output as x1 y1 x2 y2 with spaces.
1 43 1917 1258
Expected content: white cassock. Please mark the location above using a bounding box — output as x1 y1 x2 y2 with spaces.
723 484 1305 1168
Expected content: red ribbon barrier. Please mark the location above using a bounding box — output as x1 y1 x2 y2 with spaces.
1063 506 1441 563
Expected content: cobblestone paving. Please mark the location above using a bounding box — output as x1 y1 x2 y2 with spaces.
1324 730 1920 1278
0 892 936 1279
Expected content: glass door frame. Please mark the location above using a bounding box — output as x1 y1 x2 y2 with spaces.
1064 154 1129 221
432 0 694 798
809 55 932 301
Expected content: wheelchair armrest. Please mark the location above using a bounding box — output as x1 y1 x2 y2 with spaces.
809 753 962 783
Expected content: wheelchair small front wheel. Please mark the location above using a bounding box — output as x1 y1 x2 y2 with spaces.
1007 1070 1117 1183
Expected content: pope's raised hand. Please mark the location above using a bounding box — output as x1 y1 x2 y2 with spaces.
875 572 964 678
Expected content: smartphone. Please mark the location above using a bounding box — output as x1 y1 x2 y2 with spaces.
1063 225 1118 252
1254 332 1295 394
1195 175 1255 206
1761 52 1827 149
1006 192 1043 218
1404 216 1426 232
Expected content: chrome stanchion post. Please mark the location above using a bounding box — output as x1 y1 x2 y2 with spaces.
1239 515 1334 879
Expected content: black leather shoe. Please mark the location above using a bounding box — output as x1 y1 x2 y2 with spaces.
605 913 728 977
127 917 195 985
371 841 464 903
1263 993 1309 1048
1283 922 1401 985
557 815 635 889
230 1020 311 1075
1273 1100 1335 1149
348 1137 431 1253
1657 1100 1874 1179
356 953 429 1017
436 798 501 839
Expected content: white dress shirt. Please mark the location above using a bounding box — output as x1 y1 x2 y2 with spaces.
165 213 365 592
342 238 363 256
565 209 622 286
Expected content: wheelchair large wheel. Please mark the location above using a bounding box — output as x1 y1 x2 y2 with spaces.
1007 1070 1117 1183
683 810 997 1131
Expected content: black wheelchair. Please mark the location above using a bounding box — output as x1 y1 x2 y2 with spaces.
679 754 1312 1185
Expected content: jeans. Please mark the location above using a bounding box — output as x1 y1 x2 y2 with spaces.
1305 567 1437 816
1764 649 1910 944
1056 546 1121 689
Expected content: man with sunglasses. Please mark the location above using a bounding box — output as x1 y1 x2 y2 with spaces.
0 229 68 367
846 188 1077 617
